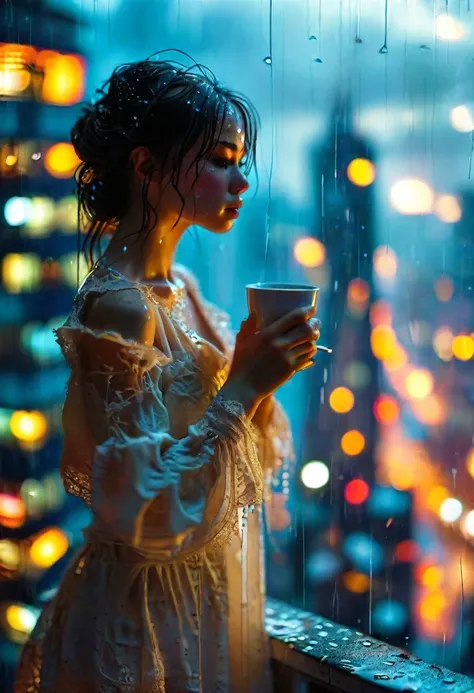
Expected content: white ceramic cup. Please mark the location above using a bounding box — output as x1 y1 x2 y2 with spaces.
246 282 319 330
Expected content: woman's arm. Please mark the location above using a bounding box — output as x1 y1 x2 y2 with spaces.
60 287 264 554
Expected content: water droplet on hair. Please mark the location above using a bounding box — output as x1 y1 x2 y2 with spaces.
187 100 192 105
195 107 200 112
379 45 388 54
314 58 323 63
263 56 272 65
309 35 317 40
123 246 127 253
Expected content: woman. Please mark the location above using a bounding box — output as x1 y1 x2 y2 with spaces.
15 52 320 693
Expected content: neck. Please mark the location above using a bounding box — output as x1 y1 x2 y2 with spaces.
103 212 190 284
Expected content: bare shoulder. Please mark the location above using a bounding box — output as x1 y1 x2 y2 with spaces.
84 287 156 346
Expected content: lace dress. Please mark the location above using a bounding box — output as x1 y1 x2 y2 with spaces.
14 263 295 693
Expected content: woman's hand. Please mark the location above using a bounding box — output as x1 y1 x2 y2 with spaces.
224 306 321 413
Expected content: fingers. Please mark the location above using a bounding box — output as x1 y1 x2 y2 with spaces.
287 342 316 361
265 305 316 338
276 320 321 349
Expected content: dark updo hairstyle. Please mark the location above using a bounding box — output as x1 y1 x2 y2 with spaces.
71 49 260 268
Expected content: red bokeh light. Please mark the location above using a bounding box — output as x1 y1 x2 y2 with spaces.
395 539 418 562
345 479 370 505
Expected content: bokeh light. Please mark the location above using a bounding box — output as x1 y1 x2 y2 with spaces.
450 105 474 133
439 498 463 523
10 410 48 443
345 479 370 505
301 461 330 490
347 158 376 187
329 387 354 414
405 369 434 400
389 179 434 215
294 237 325 268
373 394 400 426
373 246 398 280
341 430 365 456
29 528 69 568
434 195 462 223
44 142 80 178
435 13 465 41
452 335 474 361
343 570 370 593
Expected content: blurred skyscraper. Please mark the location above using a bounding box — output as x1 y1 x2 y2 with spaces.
0 1 89 688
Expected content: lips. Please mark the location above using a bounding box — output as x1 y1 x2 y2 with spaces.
225 201 243 211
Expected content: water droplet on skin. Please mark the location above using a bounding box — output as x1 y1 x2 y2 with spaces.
263 56 272 65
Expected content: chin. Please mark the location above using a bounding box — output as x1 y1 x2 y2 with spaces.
198 219 235 234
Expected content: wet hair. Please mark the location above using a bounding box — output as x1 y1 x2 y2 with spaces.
71 49 260 269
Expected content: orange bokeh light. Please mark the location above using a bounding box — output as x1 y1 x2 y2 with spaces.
434 276 454 302
371 324 397 360
347 158 376 187
294 237 326 268
370 300 393 327
329 387 355 414
341 430 365 456
343 570 371 593
373 394 400 425
373 246 398 280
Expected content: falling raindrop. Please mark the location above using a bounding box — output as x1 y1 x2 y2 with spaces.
314 58 323 63
379 0 389 53
263 56 272 65
355 0 362 43
309 35 317 41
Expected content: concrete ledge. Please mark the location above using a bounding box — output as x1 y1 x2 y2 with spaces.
266 598 474 693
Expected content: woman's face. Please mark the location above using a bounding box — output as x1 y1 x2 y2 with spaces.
160 107 251 234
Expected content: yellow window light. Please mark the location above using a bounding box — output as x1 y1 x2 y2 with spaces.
44 143 80 178
10 410 48 443
29 528 69 569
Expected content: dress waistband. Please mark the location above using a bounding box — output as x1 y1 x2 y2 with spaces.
82 526 206 567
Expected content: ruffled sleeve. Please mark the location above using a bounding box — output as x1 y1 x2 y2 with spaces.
254 396 296 481
55 274 263 559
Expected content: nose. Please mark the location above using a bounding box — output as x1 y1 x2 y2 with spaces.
230 168 250 195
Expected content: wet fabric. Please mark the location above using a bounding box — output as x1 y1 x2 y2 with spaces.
15 264 295 693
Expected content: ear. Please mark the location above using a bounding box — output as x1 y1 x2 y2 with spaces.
129 146 160 182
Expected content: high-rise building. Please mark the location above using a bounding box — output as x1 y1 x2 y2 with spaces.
288 92 414 645
0 2 88 688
